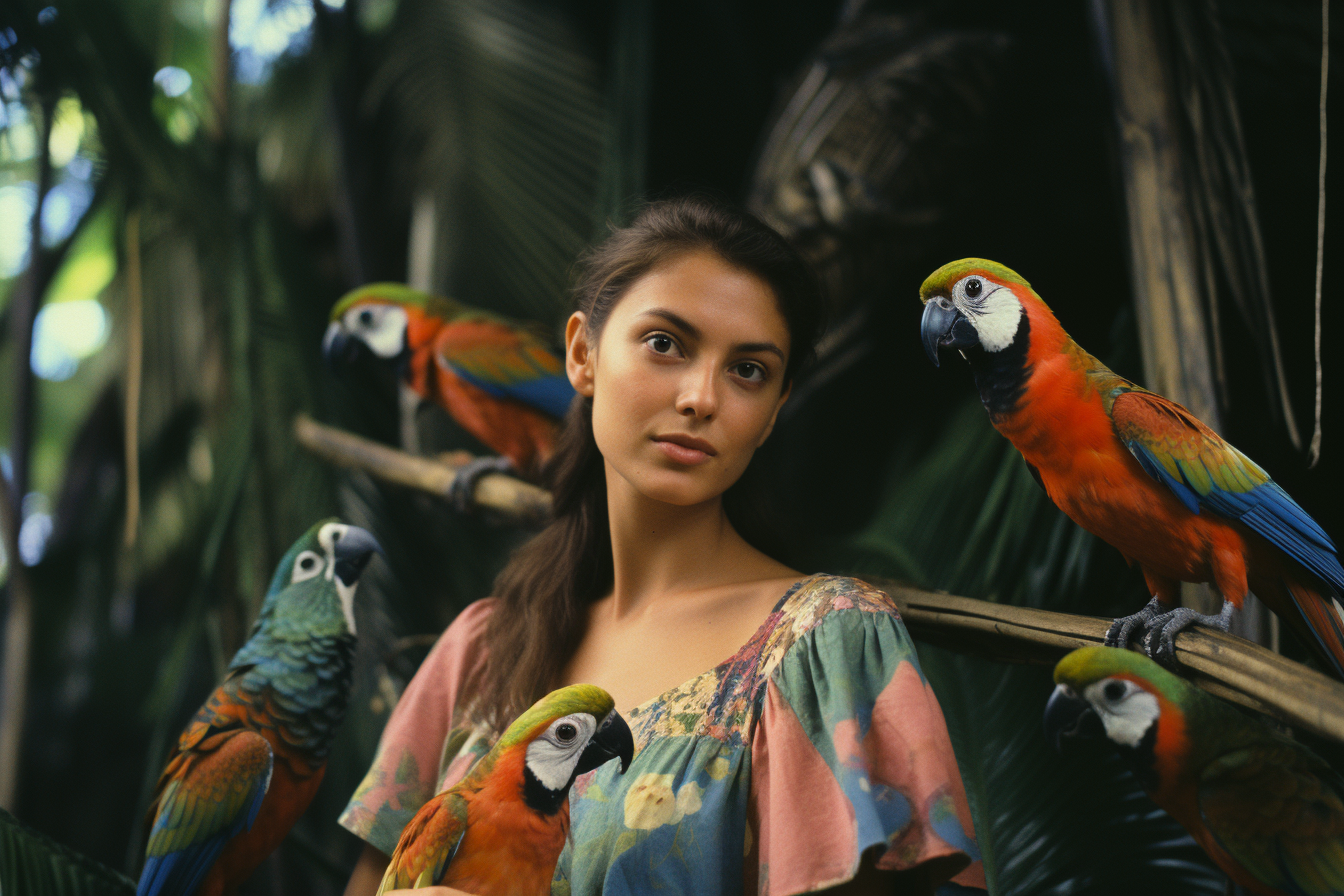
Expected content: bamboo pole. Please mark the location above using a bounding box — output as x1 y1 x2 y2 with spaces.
292 414 552 527
294 415 1344 743
876 580 1344 744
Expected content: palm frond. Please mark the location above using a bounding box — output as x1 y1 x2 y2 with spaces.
0 807 134 896
367 0 608 322
748 13 1009 318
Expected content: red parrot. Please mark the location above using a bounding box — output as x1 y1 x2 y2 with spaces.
919 258 1344 674
1047 646 1344 895
377 684 633 895
322 284 574 505
137 520 381 896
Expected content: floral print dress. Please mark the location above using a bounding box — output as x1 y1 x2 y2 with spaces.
339 575 984 894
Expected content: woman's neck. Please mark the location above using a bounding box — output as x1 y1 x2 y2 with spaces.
602 462 766 618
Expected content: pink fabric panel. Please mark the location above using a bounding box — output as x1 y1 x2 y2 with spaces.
336 598 493 846
868 662 984 888
750 678 859 896
750 667 984 894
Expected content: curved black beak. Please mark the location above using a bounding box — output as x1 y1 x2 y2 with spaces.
576 709 635 776
333 525 383 586
920 297 979 367
322 322 363 370
1043 684 1103 753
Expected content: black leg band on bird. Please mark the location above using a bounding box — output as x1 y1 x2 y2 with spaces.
449 456 518 513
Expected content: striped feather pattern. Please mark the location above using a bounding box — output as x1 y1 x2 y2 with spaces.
137 732 272 896
434 316 574 419
1112 389 1344 595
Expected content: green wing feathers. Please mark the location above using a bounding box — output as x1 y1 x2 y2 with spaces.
1109 390 1269 510
376 792 468 894
144 730 274 859
1200 742 1344 895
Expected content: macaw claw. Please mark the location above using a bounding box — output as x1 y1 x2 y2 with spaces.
1142 601 1234 668
1104 596 1165 649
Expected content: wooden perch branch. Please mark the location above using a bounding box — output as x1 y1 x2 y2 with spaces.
292 414 552 526
878 580 1344 745
292 416 1344 744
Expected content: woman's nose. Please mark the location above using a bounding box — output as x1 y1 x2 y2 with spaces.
675 363 718 418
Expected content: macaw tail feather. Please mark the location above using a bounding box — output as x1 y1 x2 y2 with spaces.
1285 577 1344 680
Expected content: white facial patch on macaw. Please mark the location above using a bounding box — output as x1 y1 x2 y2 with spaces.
317 522 358 634
339 303 409 359
290 550 325 584
953 274 1022 352
1082 677 1160 748
525 712 599 791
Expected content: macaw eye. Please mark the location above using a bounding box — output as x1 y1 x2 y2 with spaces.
555 722 577 744
358 309 375 328
291 550 324 583
964 277 983 299
1103 680 1126 702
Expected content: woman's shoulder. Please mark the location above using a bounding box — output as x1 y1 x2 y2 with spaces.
407 598 497 716
754 574 903 679
778 573 899 624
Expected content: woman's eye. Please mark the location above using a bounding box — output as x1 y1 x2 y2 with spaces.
645 333 676 355
732 362 765 382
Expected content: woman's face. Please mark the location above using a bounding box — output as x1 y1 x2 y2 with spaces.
566 249 792 508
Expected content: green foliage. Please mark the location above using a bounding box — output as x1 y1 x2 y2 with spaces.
0 808 134 896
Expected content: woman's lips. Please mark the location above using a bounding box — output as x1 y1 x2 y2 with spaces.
652 434 716 465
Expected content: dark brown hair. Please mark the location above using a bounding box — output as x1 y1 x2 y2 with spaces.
477 195 824 727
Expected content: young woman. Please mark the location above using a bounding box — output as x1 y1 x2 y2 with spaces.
340 198 982 895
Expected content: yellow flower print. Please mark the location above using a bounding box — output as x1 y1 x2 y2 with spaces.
706 756 731 780
675 781 703 818
624 774 679 830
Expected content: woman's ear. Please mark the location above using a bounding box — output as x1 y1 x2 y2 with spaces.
565 311 596 397
755 382 791 447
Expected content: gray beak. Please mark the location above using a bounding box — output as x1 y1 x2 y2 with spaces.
576 709 635 776
1042 684 1103 753
322 321 360 369
332 525 383 586
920 298 979 366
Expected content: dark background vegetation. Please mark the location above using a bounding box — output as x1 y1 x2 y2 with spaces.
0 0 1339 893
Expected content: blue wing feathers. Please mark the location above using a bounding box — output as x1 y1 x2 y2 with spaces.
137 751 272 896
1127 441 1201 515
453 368 575 419
1127 440 1344 596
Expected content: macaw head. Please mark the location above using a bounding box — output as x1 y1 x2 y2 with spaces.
1044 646 1195 777
252 519 383 641
918 258 1046 367
323 283 455 369
493 684 635 816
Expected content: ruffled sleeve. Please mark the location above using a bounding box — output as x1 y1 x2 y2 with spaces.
337 599 495 855
748 579 983 895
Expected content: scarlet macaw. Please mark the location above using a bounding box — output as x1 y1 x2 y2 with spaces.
322 284 574 506
377 684 633 895
1046 646 1344 895
137 520 381 896
919 259 1344 674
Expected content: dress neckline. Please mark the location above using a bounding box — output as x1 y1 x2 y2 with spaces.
623 573 820 720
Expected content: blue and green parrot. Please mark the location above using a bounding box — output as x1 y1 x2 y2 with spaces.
137 520 381 896
1046 646 1344 895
